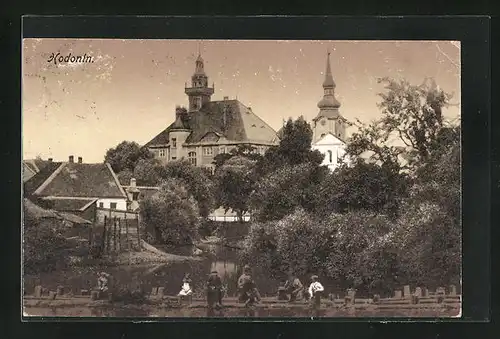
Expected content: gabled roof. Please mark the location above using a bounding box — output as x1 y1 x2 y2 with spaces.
24 161 64 196
42 197 97 212
145 100 278 147
24 162 127 199
314 132 347 145
23 162 38 183
23 198 62 219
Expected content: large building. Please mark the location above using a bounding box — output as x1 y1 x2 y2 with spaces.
145 53 279 173
311 52 350 171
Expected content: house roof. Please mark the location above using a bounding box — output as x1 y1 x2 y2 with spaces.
23 198 62 219
24 162 127 199
24 161 64 196
23 162 38 183
145 100 278 147
43 197 97 212
57 212 92 225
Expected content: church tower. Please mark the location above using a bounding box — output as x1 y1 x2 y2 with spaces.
312 50 346 142
184 52 215 112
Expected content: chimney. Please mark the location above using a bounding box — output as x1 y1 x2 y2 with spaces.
223 96 229 101
130 178 137 187
78 157 82 164
48 158 53 162
69 155 74 163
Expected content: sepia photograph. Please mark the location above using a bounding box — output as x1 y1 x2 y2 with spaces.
22 38 461 318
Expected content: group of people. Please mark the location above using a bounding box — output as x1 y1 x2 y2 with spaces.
177 265 325 315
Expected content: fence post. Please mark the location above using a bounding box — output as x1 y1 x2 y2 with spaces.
113 216 117 253
118 218 122 252
125 216 129 251
136 213 141 251
103 216 108 254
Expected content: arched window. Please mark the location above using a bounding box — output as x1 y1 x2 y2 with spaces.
188 152 197 166
327 150 333 163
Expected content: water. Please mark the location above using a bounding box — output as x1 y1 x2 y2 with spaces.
23 244 282 298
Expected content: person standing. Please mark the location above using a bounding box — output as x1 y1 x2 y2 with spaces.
207 270 223 309
308 275 324 317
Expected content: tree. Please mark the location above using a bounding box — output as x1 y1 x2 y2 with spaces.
117 169 134 186
215 156 258 222
160 160 216 218
133 158 163 186
23 203 70 274
139 178 200 246
104 141 154 173
213 144 263 170
346 77 454 172
258 116 324 176
249 163 328 222
313 160 411 218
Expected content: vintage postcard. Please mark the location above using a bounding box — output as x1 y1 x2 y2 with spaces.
22 38 461 318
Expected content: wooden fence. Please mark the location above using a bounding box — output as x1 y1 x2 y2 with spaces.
92 210 141 254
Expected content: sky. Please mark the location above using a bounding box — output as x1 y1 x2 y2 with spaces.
22 39 460 163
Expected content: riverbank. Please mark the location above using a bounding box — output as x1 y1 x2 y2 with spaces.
23 295 461 318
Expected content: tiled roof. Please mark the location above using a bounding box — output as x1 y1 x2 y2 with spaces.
23 162 37 183
23 162 64 196
25 162 126 199
23 198 62 219
57 212 92 224
43 198 97 212
145 100 277 147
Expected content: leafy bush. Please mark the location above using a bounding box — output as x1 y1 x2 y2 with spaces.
140 178 200 246
23 207 70 274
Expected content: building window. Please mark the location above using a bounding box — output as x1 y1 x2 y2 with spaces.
188 152 197 166
159 149 166 157
99 202 104 208
132 192 139 201
171 156 177 160
172 138 177 148
110 202 117 210
203 146 213 156
327 150 333 163
219 146 226 154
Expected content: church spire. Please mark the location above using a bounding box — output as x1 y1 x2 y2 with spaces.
317 50 340 111
323 50 336 88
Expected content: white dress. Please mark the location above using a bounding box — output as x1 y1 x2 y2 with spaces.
178 282 193 296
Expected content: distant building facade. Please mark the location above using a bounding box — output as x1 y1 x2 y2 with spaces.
145 53 279 173
310 52 350 171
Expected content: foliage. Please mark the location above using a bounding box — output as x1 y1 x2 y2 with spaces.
394 201 461 289
313 160 411 218
345 77 454 171
104 141 154 173
23 205 70 274
139 178 200 246
160 160 216 218
259 117 324 175
249 163 328 222
117 169 134 186
215 156 258 222
133 158 163 186
213 144 263 169
240 208 396 294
